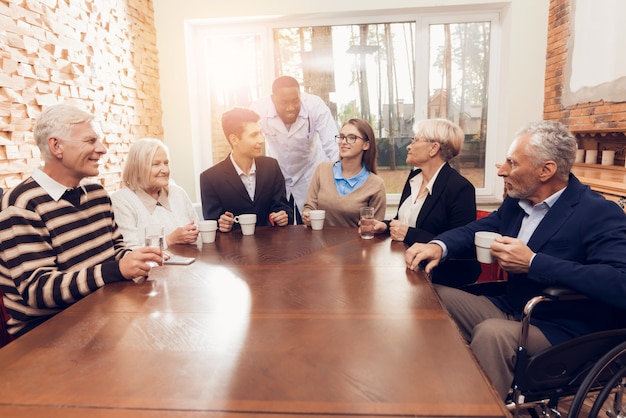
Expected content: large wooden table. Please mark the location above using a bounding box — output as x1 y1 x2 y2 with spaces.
0 226 509 418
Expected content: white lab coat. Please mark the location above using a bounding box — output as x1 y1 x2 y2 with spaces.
251 92 339 212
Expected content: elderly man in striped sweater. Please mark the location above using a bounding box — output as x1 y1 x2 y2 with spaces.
0 104 162 338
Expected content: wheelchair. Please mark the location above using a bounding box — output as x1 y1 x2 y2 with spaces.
463 282 626 418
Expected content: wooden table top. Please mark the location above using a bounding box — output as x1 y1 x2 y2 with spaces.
0 226 509 418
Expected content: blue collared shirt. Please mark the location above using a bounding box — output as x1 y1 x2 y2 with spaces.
333 161 370 196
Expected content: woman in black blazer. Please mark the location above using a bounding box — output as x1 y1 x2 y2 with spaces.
372 118 480 287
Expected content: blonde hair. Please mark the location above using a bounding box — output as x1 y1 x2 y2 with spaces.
122 138 169 191
413 118 465 161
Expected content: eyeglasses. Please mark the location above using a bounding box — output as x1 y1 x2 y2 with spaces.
335 134 365 144
411 136 436 145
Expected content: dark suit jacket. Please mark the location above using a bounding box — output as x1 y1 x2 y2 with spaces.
199 156 292 228
438 174 626 344
386 163 480 287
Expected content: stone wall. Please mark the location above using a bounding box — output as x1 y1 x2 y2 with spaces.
0 0 162 191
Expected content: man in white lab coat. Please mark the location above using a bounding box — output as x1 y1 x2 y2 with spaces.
251 76 339 224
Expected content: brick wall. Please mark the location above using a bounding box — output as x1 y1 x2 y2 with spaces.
544 0 626 131
0 0 162 191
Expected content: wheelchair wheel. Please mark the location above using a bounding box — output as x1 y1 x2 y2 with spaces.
568 340 626 418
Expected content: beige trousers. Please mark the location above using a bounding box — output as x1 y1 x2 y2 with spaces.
434 284 552 400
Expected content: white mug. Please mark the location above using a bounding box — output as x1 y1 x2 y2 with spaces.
198 220 218 243
234 214 257 236
308 210 326 231
601 150 615 166
585 150 598 164
474 231 502 264
575 149 585 163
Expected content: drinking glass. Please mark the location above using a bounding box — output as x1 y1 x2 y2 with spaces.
144 225 164 268
359 206 375 239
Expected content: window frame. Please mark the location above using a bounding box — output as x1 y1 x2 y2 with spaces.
416 10 503 204
184 6 506 205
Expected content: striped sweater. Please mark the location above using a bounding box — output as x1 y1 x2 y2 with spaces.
0 178 131 337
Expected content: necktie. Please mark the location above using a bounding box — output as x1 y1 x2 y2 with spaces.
62 188 83 207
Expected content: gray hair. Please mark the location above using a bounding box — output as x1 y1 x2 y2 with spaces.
515 120 577 181
34 104 95 161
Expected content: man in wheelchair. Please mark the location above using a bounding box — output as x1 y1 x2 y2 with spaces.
405 120 626 403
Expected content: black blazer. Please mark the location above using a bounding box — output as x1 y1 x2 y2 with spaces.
386 162 480 286
200 156 293 228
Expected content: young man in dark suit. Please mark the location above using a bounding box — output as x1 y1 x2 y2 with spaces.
199 107 292 232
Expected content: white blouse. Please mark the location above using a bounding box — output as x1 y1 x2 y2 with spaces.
111 181 199 249
397 163 446 226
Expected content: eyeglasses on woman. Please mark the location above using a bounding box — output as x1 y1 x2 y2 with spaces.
335 134 366 144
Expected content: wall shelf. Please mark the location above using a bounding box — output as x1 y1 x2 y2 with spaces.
571 129 626 210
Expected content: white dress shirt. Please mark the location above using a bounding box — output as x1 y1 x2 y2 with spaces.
31 167 88 201
230 153 257 201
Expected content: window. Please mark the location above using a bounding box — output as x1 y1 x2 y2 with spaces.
428 21 491 188
185 8 502 200
272 22 416 194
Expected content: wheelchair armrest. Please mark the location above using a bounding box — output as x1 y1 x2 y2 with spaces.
541 285 588 301
512 287 591 405
461 280 507 297
520 286 588 351
525 286 587 314
523 286 587 318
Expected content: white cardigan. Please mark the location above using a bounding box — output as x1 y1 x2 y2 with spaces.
111 182 199 249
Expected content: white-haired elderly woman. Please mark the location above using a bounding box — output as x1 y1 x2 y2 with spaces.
111 138 199 249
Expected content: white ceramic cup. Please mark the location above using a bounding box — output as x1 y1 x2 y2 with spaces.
474 231 502 264
308 210 326 230
198 220 218 243
602 150 615 166
575 149 585 163
359 206 375 239
585 149 598 164
234 214 257 236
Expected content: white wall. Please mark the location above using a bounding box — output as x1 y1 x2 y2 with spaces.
152 0 549 203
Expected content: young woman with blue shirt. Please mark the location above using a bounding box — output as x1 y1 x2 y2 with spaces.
302 118 386 228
